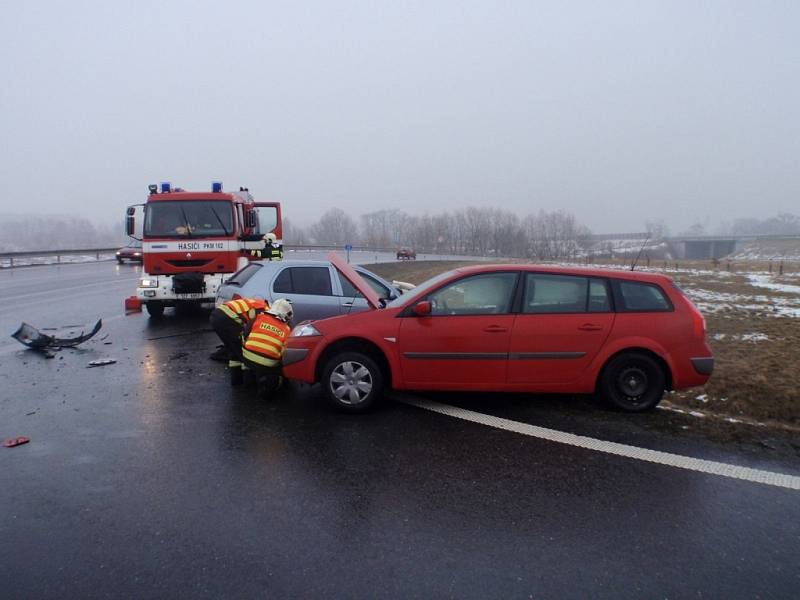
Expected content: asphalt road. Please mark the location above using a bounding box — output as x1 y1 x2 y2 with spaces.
1 261 799 598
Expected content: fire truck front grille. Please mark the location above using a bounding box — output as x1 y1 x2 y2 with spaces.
172 272 206 294
166 259 213 268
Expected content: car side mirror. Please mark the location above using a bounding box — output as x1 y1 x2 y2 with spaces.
125 215 135 236
412 300 432 316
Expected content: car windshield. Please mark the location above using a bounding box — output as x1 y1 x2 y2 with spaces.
144 201 233 238
386 269 458 308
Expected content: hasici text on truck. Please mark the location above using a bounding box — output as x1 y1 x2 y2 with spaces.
125 182 282 317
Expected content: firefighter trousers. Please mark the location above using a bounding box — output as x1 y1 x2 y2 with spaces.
209 308 244 365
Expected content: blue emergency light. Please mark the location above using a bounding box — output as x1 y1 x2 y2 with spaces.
212 181 223 193
160 182 171 193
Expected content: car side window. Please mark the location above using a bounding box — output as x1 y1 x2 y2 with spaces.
338 272 362 298
618 281 671 311
273 268 292 293
428 273 517 315
338 272 391 299
273 267 333 296
588 279 611 312
524 274 589 314
361 273 391 298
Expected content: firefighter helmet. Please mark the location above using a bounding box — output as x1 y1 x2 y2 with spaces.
264 233 277 244
268 298 293 323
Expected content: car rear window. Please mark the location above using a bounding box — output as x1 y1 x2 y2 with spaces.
617 281 672 312
225 263 261 287
274 267 332 296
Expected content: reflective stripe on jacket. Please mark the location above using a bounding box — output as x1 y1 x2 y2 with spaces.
242 313 291 368
249 246 283 261
218 298 267 325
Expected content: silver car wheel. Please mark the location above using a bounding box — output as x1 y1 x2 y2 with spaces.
329 361 373 405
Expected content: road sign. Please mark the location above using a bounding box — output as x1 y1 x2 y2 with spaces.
345 244 353 251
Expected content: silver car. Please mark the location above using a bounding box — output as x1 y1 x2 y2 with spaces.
216 260 401 323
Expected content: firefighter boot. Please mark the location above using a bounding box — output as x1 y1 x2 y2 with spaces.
229 361 244 386
256 373 280 400
242 364 256 387
210 345 231 362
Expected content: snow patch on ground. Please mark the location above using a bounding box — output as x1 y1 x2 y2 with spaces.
682 286 800 318
746 274 800 295
712 332 770 342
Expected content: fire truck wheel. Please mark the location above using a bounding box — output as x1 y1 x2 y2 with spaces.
145 302 164 318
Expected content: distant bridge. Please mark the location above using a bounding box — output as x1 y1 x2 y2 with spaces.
587 233 800 259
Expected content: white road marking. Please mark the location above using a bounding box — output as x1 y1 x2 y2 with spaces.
395 395 800 491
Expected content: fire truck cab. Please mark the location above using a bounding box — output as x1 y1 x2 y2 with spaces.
126 182 281 317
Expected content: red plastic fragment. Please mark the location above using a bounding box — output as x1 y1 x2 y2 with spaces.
125 296 142 313
3 436 30 448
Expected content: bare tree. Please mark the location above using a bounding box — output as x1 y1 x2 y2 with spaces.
308 208 358 245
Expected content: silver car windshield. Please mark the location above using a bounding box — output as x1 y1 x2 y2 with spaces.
386 269 458 308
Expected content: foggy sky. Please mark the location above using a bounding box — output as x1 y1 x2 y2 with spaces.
1 1 798 233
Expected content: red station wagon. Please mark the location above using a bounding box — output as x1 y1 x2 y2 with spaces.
283 254 714 413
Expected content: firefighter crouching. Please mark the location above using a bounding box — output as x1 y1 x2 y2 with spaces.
210 297 268 385
241 298 293 397
250 233 283 261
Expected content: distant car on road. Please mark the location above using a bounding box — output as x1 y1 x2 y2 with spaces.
396 247 416 260
284 255 714 413
116 239 142 263
216 260 402 324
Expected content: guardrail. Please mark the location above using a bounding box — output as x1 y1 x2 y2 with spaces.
0 248 120 268
0 244 404 269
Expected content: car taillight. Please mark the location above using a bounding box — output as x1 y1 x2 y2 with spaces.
672 282 706 338
690 305 706 338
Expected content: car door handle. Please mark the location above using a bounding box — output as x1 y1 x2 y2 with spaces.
483 325 508 333
578 324 603 331
342 301 354 307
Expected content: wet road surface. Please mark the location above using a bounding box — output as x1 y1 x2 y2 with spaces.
1 263 799 598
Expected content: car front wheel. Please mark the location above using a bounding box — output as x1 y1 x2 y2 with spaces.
599 352 665 412
321 351 384 413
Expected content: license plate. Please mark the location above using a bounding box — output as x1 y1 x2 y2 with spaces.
174 293 208 299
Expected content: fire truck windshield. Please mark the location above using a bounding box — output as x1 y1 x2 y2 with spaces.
144 201 233 238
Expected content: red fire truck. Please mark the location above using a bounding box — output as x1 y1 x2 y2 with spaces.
126 182 281 317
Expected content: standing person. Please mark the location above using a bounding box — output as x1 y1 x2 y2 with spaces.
250 233 283 261
241 298 292 398
209 297 268 385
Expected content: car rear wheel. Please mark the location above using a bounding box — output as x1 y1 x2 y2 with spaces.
145 302 164 318
599 352 665 412
321 351 383 413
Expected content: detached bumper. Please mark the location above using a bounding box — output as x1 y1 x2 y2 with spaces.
691 357 715 376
